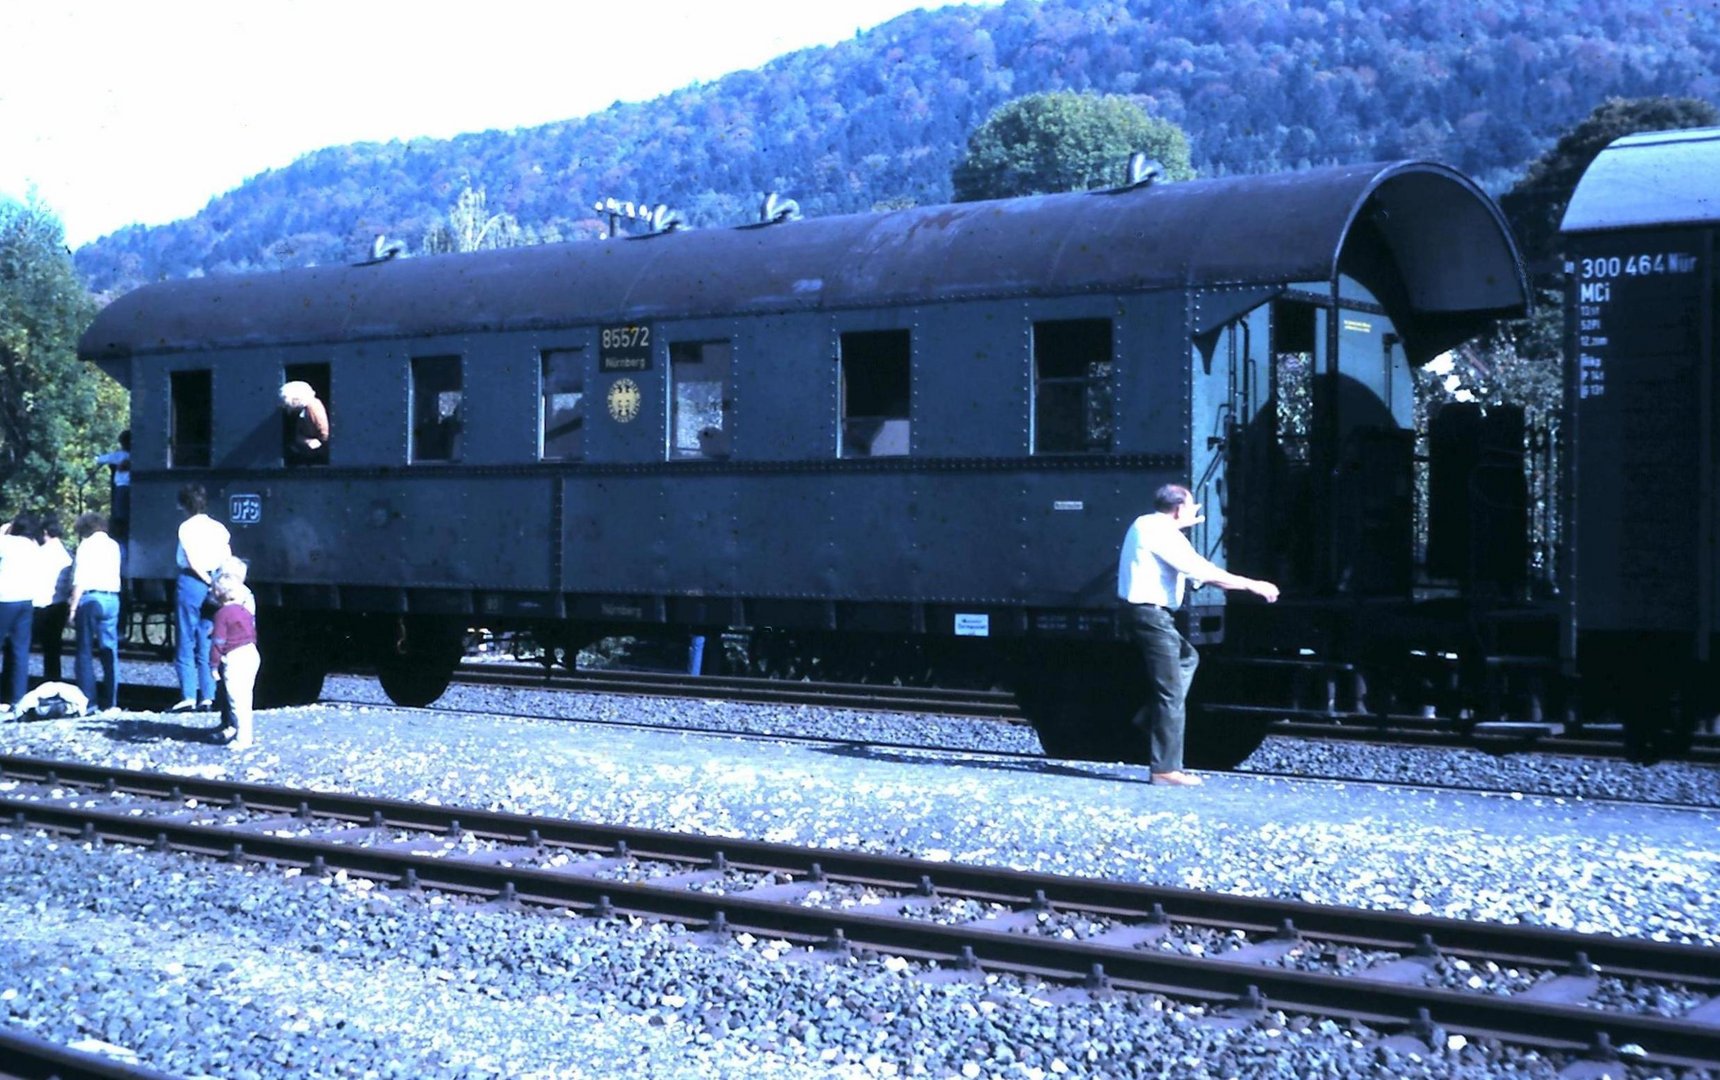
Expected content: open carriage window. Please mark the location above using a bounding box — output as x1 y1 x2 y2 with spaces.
1032 319 1113 454
540 348 586 461
839 330 910 458
169 370 212 468
411 355 463 462
670 340 731 460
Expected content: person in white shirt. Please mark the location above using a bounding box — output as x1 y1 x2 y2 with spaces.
70 512 123 713
32 513 74 683
1117 484 1279 786
173 484 232 712
0 511 42 711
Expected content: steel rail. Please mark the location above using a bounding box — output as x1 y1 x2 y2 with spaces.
2 754 1712 982
94 659 1720 764
452 662 1026 720
3 757 1718 1068
0 1026 184 1080
450 664 1720 764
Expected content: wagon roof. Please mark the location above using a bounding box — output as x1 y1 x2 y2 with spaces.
80 160 1525 366
1562 126 1720 234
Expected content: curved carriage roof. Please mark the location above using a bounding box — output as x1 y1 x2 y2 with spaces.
81 161 1525 368
1562 126 1720 233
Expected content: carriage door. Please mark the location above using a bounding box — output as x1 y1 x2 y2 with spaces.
1329 303 1415 596
1206 307 1275 585
1265 299 1320 591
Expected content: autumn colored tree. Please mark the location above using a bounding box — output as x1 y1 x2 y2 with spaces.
951 92 1194 202
421 186 525 254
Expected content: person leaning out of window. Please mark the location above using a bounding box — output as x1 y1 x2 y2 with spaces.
280 381 329 465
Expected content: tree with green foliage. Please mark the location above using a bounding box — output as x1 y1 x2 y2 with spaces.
1500 96 1719 285
1428 98 1718 577
0 198 121 518
951 92 1194 202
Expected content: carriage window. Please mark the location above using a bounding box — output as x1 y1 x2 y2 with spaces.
169 370 212 468
839 330 910 458
540 348 585 460
670 340 731 460
282 361 331 466
410 355 462 462
1033 319 1113 453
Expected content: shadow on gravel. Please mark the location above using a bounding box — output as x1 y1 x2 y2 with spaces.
95 717 228 746
813 742 1150 786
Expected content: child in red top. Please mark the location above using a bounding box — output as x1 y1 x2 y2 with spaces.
208 557 259 751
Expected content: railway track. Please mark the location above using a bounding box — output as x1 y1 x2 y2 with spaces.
452 661 1720 765
4 754 1718 1072
0 1026 180 1080
93 650 1720 764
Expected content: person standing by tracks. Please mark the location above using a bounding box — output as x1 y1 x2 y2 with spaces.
172 484 231 712
207 557 258 750
1118 484 1280 786
69 512 122 715
0 511 40 714
32 513 73 683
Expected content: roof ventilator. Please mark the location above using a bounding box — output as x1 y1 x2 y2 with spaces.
358 234 407 266
1124 152 1163 188
760 191 801 224
596 197 687 237
648 204 687 233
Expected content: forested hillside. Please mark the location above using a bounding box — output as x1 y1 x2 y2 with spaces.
75 0 1720 294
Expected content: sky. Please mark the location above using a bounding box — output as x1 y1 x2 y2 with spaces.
0 0 941 247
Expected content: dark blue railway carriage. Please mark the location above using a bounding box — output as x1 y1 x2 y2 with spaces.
79 160 1527 764
1561 127 1720 747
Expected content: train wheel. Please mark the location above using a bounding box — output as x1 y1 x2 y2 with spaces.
1183 712 1272 771
1013 645 1150 765
1172 657 1275 770
375 617 465 707
255 611 331 708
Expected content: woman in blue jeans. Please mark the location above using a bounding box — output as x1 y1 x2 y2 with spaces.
172 484 231 711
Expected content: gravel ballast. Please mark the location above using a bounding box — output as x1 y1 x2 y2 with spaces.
2 672 1717 1078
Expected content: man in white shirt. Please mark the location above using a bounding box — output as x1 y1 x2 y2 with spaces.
173 484 232 711
70 512 123 713
1117 484 1279 786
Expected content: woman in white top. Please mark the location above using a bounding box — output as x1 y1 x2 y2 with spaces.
173 484 231 711
0 511 42 710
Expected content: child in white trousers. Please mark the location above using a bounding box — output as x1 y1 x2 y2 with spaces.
208 557 259 751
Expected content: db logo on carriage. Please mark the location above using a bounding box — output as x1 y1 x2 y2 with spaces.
229 493 262 526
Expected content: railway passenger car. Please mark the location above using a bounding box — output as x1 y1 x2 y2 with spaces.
1560 127 1720 750
78 160 1532 766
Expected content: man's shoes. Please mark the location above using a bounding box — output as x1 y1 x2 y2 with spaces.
196 700 215 712
169 699 196 713
1151 771 1203 786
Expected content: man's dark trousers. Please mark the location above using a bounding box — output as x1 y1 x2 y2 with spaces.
1126 602 1200 772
